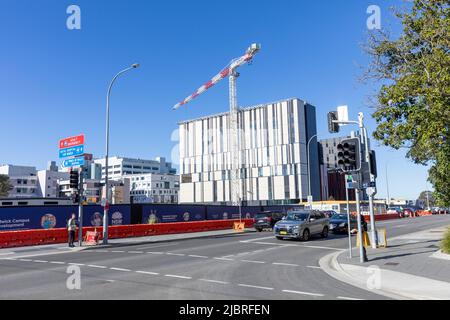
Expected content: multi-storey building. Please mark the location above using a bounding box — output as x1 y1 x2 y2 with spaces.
94 156 176 183
0 165 40 198
178 98 320 205
37 161 70 198
129 173 180 204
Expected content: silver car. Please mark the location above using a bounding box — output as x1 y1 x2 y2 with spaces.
273 210 330 241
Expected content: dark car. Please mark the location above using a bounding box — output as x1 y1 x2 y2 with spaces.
329 213 357 233
254 211 284 232
322 210 338 219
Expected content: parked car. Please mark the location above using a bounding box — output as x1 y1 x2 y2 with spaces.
273 210 329 241
387 206 404 218
321 210 338 219
329 213 358 234
254 211 284 232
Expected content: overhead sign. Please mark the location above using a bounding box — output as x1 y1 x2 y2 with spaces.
59 135 85 149
337 105 349 125
63 158 85 168
59 145 84 159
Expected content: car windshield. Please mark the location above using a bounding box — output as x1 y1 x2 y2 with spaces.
331 214 348 220
255 214 270 219
286 212 309 221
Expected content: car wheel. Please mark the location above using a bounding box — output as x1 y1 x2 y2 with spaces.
276 236 284 241
256 228 263 232
321 226 329 238
302 229 310 241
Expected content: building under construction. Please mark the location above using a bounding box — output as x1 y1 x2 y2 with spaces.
178 98 320 205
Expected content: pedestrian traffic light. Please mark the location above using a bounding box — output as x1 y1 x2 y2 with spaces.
327 111 340 133
370 150 378 178
337 138 361 172
70 170 79 189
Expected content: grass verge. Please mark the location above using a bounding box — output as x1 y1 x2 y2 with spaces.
441 228 450 254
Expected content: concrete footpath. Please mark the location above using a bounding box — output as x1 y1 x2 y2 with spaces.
320 226 450 300
0 228 254 259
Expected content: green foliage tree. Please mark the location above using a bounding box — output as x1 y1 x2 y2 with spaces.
365 0 450 206
418 190 436 207
0 175 12 197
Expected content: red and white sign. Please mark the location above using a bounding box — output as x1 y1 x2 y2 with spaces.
59 134 85 149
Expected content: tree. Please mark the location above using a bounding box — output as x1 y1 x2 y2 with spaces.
0 175 12 197
365 0 450 206
418 190 436 208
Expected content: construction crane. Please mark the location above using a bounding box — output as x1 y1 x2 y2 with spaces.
173 43 261 206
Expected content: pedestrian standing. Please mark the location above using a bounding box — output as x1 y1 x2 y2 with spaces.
67 213 78 248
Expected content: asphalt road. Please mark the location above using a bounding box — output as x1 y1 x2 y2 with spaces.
0 215 449 300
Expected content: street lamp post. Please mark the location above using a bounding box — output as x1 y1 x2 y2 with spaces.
103 63 139 245
307 134 318 205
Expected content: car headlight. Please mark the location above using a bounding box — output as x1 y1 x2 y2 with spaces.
339 223 346 227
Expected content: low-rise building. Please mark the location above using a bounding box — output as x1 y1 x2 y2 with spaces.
0 164 40 198
37 161 70 198
130 174 179 204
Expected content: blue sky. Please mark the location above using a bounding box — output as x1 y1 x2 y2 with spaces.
0 0 431 200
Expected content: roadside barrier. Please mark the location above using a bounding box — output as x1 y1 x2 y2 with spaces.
0 219 254 249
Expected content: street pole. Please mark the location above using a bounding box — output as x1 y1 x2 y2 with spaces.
103 64 139 245
358 113 377 249
307 134 318 205
355 177 365 264
386 163 390 207
345 176 352 259
78 167 84 247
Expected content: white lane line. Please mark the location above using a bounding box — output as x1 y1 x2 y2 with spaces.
68 263 85 266
282 290 324 297
49 261 66 265
19 259 33 262
245 241 344 251
111 251 125 253
240 236 275 243
165 274 192 280
3 258 16 261
188 255 209 259
214 257 234 261
110 267 131 272
93 250 109 253
136 271 159 276
33 260 48 263
252 250 264 253
241 260 266 264
166 253 186 257
238 284 274 291
0 252 15 256
128 251 144 254
147 252 164 255
88 265 107 269
337 296 364 301
273 262 299 267
199 279 229 285
306 266 322 269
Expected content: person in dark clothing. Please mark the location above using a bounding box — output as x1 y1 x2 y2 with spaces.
360 214 369 262
67 213 77 248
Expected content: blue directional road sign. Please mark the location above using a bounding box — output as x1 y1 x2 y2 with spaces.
59 145 84 159
63 157 85 168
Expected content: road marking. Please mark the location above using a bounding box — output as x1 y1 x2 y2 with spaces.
214 257 234 261
165 274 192 280
199 279 229 285
273 262 299 267
19 259 33 262
110 267 131 272
88 265 107 269
188 255 209 259
111 251 125 253
33 260 48 263
3 258 16 260
0 252 14 256
68 263 85 266
241 260 266 264
147 252 164 255
128 251 144 254
240 236 275 243
49 261 65 265
166 253 185 257
337 296 364 301
238 284 274 291
282 290 324 297
306 266 322 269
136 271 159 276
93 250 109 253
301 245 344 251
244 241 344 251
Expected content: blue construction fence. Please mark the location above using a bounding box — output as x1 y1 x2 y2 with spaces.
0 204 304 232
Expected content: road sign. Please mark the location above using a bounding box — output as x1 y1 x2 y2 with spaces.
59 145 84 159
59 135 85 149
63 157 85 168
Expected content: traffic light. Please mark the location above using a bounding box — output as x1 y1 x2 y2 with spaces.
328 111 340 133
70 170 79 189
337 138 361 172
370 150 378 178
